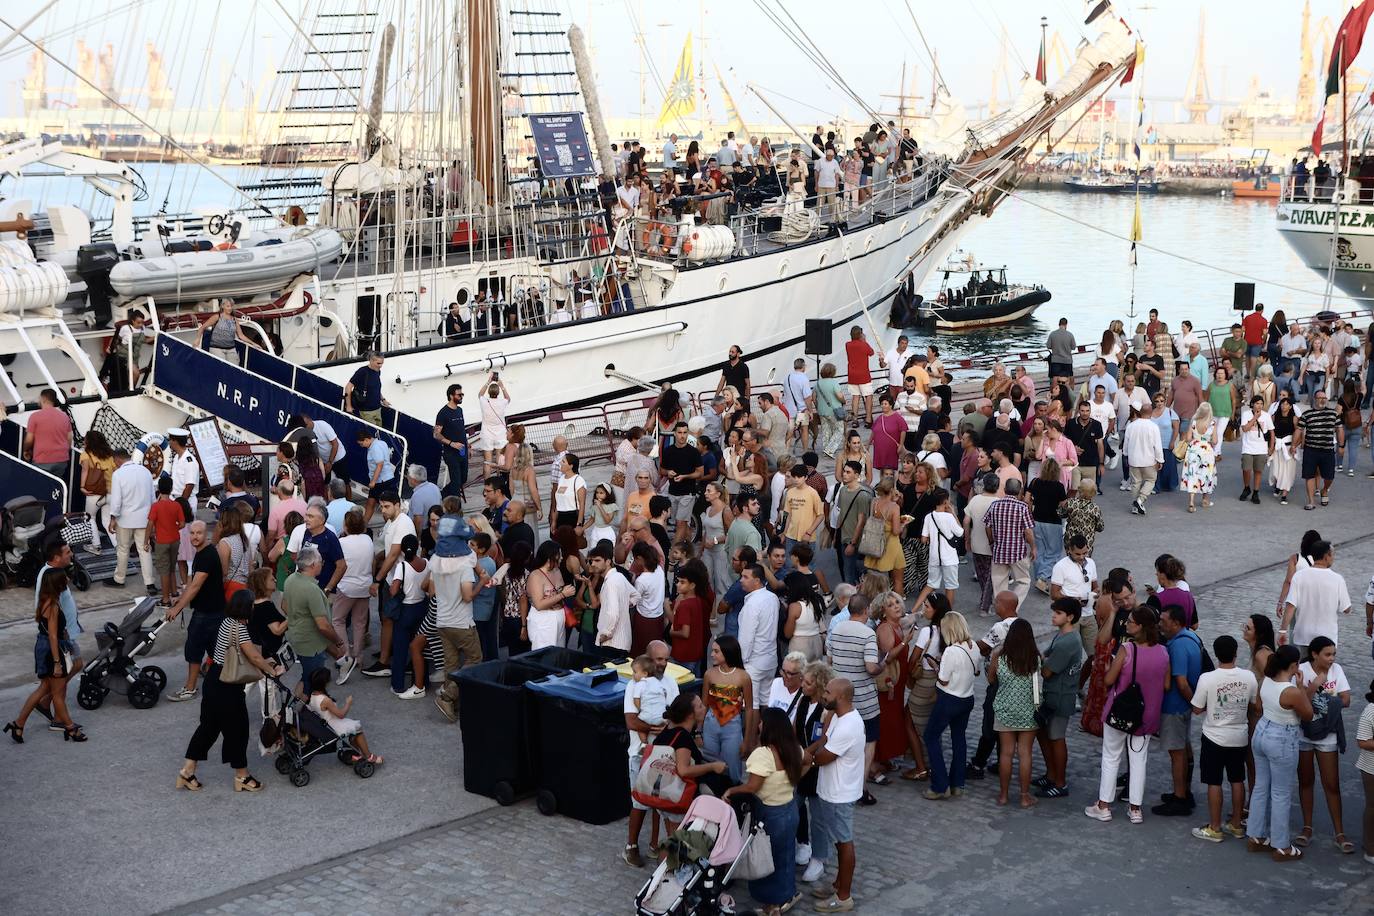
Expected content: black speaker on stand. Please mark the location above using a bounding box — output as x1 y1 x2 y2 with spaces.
804 318 833 383
1233 282 1255 311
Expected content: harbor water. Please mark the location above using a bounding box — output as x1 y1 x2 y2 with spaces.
913 189 1373 363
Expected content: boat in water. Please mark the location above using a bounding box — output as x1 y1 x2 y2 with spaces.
1064 171 1163 194
914 255 1050 330
0 0 1141 507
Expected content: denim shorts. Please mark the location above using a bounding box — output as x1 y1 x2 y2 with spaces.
628 752 648 812
810 797 855 850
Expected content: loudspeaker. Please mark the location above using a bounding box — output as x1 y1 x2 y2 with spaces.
804 318 832 355
1233 282 1255 311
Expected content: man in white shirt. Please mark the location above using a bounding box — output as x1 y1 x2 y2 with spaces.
662 134 678 171
1089 386 1116 436
167 428 201 512
1280 540 1351 651
782 358 814 451
880 334 913 394
801 677 865 907
1237 394 1275 504
738 135 756 167
1122 406 1164 514
291 411 346 481
1113 374 1151 491
1051 534 1099 656
591 542 634 653
1189 634 1259 842
894 376 927 449
716 139 736 167
815 147 843 221
107 448 156 593
737 564 779 713
361 494 416 678
622 639 681 868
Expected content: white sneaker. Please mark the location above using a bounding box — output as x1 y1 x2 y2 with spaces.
795 842 812 866
337 655 357 685
167 687 198 703
1118 480 1132 492
1084 804 1113 822
394 685 426 700
801 859 826 883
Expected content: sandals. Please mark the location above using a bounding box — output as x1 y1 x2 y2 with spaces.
3 721 22 744
1187 505 1197 513
176 770 203 792
869 772 891 786
1293 826 1312 848
63 725 87 743
1336 833 1356 854
367 754 384 765
1271 845 1303 862
900 768 930 781
233 774 264 793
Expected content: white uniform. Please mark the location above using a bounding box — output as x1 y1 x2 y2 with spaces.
170 449 201 512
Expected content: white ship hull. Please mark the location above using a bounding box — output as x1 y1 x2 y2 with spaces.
1276 198 1374 301
306 191 975 415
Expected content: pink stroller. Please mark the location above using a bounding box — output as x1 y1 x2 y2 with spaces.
635 794 764 916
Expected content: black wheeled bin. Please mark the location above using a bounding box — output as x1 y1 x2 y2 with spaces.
525 669 631 825
514 646 607 674
451 659 547 806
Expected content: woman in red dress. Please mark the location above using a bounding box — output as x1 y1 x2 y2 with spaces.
873 591 913 779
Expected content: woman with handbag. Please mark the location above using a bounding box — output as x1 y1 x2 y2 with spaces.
723 707 805 915
78 430 116 554
6 570 84 744
523 540 572 651
177 590 279 792
1294 637 1354 854
216 507 254 594
1249 645 1315 861
652 693 732 833
861 480 907 596
1085 607 1169 825
988 618 1042 808
900 593 949 781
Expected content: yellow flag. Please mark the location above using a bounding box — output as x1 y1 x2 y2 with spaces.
714 64 748 139
657 34 696 129
1129 194 1142 266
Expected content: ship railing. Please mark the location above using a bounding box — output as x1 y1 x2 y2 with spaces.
1277 174 1373 205
1192 310 1370 382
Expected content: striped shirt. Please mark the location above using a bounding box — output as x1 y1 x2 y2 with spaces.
213 619 249 666
1297 406 1340 452
984 496 1033 565
827 618 880 720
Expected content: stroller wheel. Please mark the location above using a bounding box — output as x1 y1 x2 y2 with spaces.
535 789 557 817
274 754 293 775
77 680 107 711
128 680 159 709
289 768 311 788
353 759 376 779
139 665 168 693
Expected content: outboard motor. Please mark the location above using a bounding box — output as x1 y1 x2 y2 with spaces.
76 242 119 328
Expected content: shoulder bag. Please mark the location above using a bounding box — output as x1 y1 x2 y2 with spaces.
1104 643 1145 735
933 515 966 558
857 512 888 558
631 740 697 814
733 807 776 880
220 622 263 685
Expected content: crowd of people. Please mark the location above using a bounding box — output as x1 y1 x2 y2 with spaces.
7 301 1374 912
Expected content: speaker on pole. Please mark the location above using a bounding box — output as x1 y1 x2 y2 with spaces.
1232 282 1255 311
804 318 833 355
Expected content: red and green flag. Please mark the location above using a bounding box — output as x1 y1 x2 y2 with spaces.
1313 0 1374 152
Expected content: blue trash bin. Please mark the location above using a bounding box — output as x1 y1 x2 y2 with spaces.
526 669 631 824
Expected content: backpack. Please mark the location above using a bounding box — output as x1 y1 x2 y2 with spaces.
1105 644 1146 735
632 741 697 814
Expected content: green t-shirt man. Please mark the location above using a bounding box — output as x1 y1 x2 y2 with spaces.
723 516 764 583
1220 334 1245 376
284 570 331 657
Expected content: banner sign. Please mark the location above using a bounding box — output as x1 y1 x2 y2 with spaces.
151 334 408 484
528 112 596 178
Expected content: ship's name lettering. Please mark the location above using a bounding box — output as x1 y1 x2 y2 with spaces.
1291 209 1374 227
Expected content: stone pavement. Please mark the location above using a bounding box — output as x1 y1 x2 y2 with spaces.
2 436 1374 914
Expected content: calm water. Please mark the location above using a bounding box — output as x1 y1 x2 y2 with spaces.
911 189 1372 363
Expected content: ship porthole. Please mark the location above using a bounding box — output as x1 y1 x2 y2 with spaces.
456 288 470 305
818 251 828 267
779 260 790 278
718 275 728 291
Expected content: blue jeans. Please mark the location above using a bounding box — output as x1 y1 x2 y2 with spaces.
836 541 863 586
1341 426 1362 472
1249 718 1300 850
702 713 744 783
298 650 330 689
722 609 740 640
1032 521 1063 582
923 690 975 793
441 448 468 501
1364 363 1374 408
475 614 499 661
748 799 799 905
391 600 428 693
1301 371 1327 402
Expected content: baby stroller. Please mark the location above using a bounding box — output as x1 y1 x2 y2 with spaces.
271 680 377 787
636 794 766 916
1 496 92 590
76 597 169 710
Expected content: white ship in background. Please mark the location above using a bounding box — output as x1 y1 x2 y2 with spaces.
0 1 1140 492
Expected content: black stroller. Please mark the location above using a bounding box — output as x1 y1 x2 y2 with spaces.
1 496 92 590
76 597 169 710
270 680 377 787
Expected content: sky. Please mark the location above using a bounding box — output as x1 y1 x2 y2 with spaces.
0 0 1353 126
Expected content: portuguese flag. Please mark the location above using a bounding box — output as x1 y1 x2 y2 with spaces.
1313 0 1374 153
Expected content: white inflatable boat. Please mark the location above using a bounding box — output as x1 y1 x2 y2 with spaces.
109 227 342 303
0 240 70 312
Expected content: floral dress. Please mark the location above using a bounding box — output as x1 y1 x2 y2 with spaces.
1180 422 1217 495
991 657 1037 730
1056 496 1104 554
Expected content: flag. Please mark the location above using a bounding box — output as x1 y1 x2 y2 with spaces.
1035 28 1047 83
1132 43 1145 161
657 34 696 129
1121 38 1143 86
1129 195 1141 267
1085 1 1111 26
1313 0 1374 152
714 64 748 140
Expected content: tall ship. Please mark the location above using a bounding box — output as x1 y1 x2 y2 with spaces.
0 0 1140 505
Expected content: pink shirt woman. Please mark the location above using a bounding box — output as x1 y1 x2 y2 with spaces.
1037 422 1077 490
